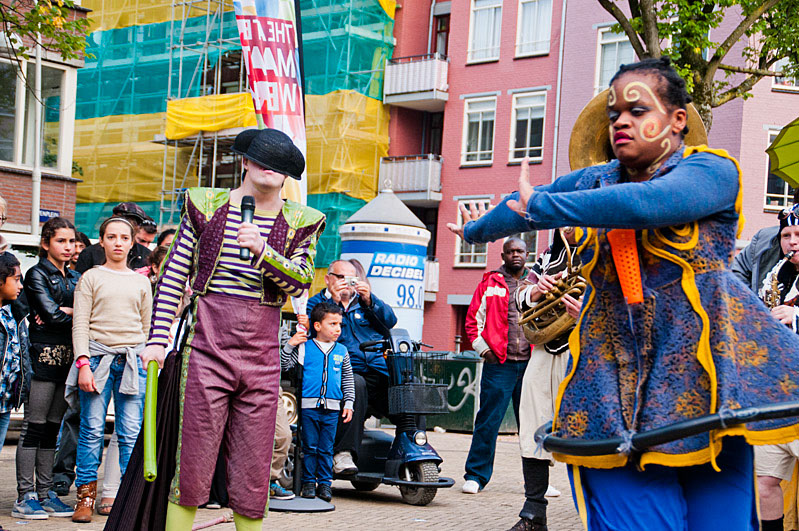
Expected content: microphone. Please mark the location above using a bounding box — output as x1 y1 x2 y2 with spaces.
240 195 256 261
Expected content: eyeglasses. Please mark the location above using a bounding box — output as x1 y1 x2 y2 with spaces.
140 219 157 228
327 272 346 280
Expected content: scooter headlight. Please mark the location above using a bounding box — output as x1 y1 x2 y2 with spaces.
413 431 427 446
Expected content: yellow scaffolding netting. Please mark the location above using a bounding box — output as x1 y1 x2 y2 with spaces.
305 90 389 202
74 113 192 204
84 0 236 33
165 93 257 140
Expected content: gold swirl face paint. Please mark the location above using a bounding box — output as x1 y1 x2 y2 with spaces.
622 81 667 114
607 74 677 177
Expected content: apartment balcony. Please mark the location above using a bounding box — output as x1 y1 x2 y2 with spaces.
379 154 442 207
383 53 448 112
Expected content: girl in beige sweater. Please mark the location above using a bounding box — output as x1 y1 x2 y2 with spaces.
67 217 152 523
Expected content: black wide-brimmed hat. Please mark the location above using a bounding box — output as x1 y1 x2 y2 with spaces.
231 128 259 155
242 128 304 180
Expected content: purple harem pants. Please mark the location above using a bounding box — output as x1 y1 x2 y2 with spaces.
168 292 280 519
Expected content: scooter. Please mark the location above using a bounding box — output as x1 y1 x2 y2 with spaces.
284 328 455 506
336 328 455 505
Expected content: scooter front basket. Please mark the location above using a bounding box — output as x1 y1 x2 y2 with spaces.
388 383 448 416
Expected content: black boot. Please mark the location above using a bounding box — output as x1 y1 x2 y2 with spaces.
507 516 547 531
519 457 549 525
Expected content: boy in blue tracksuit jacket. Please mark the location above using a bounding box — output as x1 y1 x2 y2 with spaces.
281 302 354 502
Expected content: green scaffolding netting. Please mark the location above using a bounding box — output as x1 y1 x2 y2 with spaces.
308 192 366 267
77 11 241 121
300 0 394 98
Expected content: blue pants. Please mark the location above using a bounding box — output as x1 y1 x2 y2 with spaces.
464 360 528 487
76 355 146 487
0 410 11 451
301 408 338 486
568 436 758 530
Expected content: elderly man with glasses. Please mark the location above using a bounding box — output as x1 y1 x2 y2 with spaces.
306 259 397 476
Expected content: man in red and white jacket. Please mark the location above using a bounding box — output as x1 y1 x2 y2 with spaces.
462 237 533 495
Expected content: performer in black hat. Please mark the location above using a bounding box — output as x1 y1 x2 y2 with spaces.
106 129 324 531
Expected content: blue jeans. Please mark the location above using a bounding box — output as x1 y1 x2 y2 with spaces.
301 408 338 486
0 410 11 452
568 436 757 530
464 360 528 488
76 355 146 487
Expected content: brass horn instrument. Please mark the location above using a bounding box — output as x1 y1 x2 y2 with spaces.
765 251 797 309
518 230 586 345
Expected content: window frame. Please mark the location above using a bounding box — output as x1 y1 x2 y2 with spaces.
467 0 503 64
508 90 547 163
594 26 636 95
764 129 793 211
0 57 76 177
454 198 492 268
461 95 497 166
773 57 799 93
515 0 552 58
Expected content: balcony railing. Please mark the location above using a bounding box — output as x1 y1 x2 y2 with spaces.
379 154 442 206
383 53 449 112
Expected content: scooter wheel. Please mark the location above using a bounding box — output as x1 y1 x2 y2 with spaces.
350 480 380 492
399 461 438 506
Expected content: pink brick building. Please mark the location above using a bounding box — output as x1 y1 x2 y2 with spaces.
382 0 799 350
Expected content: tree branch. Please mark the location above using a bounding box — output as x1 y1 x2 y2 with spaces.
627 0 641 19
705 0 781 84
713 75 764 106
638 0 661 57
597 0 648 58
718 64 781 76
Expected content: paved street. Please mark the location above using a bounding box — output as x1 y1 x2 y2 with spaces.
0 430 583 530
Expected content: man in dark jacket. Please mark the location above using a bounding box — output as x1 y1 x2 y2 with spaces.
732 225 781 293
307 259 397 475
74 203 151 274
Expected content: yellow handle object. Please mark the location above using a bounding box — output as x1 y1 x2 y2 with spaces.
143 360 158 482
607 229 644 305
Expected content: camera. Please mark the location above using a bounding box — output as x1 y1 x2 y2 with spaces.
345 276 359 287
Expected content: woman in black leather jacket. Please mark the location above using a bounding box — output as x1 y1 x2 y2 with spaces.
13 217 79 519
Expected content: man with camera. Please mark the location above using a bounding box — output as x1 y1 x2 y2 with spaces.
307 259 397 475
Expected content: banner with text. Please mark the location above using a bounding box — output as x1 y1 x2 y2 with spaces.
234 0 306 204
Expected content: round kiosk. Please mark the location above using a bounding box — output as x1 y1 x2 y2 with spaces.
339 190 431 340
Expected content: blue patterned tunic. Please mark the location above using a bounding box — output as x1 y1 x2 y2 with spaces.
463 146 799 469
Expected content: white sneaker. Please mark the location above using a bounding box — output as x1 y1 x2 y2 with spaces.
545 484 561 497
462 479 480 494
332 451 358 475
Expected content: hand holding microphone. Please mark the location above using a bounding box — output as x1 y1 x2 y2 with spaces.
237 195 263 260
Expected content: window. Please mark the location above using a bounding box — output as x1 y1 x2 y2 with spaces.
455 199 490 266
516 0 552 57
596 28 636 93
0 58 72 174
510 92 546 161
774 57 798 91
434 14 450 57
468 0 502 63
425 112 444 156
462 97 496 164
0 62 18 163
765 130 794 209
